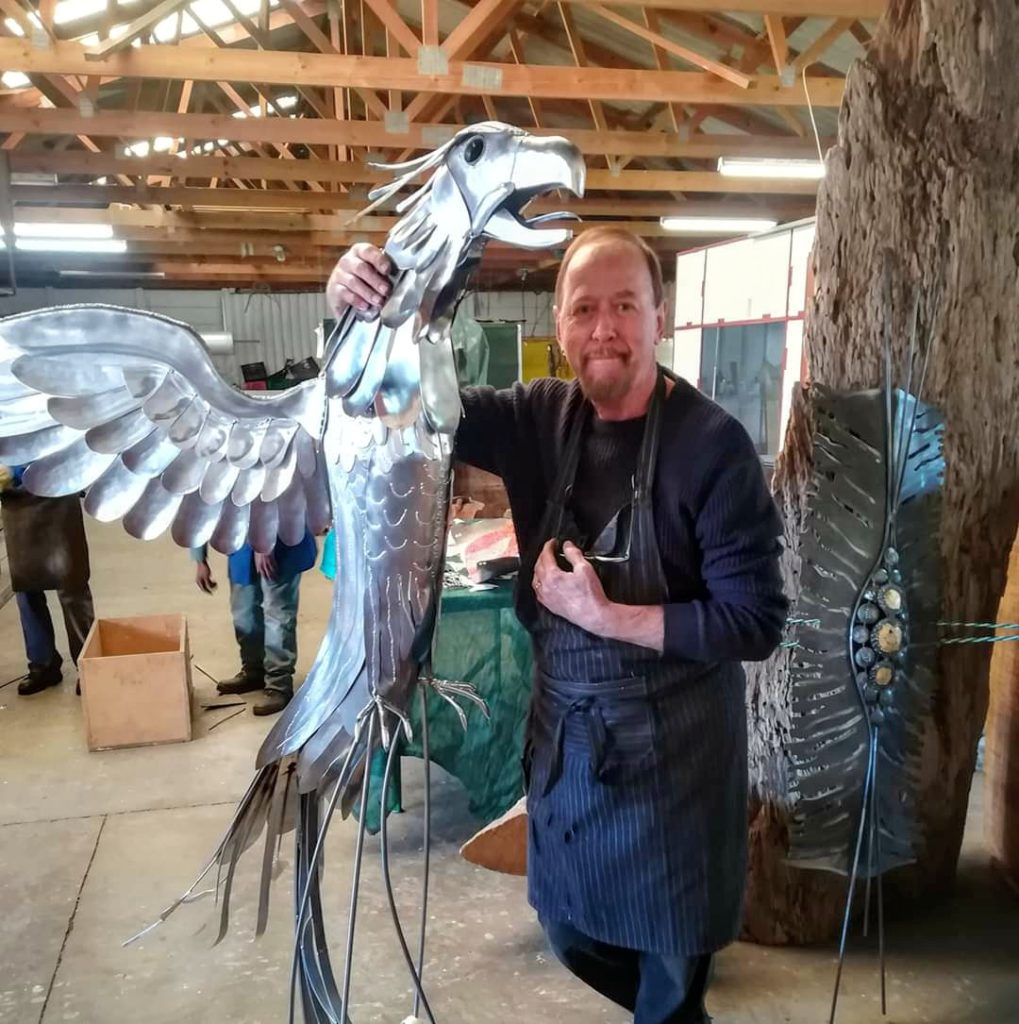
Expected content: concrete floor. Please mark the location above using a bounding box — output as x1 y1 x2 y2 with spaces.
1 521 1017 1024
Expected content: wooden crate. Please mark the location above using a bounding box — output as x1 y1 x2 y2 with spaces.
79 614 193 751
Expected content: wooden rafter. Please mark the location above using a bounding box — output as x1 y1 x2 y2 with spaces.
585 4 752 88
0 110 832 158
556 0 886 14
87 0 192 58
764 15 790 73
792 16 855 72
359 0 420 57
0 40 845 105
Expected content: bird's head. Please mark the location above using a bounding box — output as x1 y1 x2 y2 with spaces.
352 122 584 330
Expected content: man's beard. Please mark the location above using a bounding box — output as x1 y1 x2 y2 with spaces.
576 353 635 403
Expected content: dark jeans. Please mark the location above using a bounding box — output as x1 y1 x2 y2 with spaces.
543 919 712 1024
230 575 300 696
16 586 96 673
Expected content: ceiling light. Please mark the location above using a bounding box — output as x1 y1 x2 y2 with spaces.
717 157 825 180
3 17 25 35
10 172 58 186
60 268 164 279
1 71 30 89
15 239 128 254
659 217 778 235
15 222 114 239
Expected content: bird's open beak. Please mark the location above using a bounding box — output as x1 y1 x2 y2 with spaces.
482 136 586 249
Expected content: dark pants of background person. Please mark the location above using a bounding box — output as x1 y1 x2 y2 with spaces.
16 585 95 674
543 919 713 1024
230 574 300 697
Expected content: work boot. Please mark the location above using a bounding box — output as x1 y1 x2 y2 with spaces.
216 668 264 695
252 689 291 716
18 662 63 696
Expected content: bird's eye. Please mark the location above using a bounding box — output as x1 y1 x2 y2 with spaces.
463 136 485 164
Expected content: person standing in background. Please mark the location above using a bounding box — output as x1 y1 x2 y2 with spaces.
0 464 95 696
191 531 317 716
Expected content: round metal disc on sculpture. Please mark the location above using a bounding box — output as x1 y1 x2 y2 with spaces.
872 620 904 654
878 585 904 613
857 602 881 625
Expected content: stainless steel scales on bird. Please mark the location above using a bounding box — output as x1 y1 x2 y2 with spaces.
0 123 586 1023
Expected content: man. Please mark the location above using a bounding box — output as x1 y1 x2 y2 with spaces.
0 464 96 695
191 530 316 716
327 227 787 1024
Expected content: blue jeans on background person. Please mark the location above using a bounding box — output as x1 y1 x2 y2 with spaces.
16 586 95 676
229 574 301 696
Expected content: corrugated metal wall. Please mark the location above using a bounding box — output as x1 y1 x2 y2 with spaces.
0 281 676 383
0 286 560 383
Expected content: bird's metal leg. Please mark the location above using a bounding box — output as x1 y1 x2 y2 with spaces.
379 703 437 1024
339 712 377 1023
289 714 370 1024
370 693 413 749
415 683 432 1020
828 730 877 1024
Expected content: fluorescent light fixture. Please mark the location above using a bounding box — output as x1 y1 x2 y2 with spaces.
659 217 778 235
717 157 825 180
15 222 114 239
4 16 25 35
15 239 128 253
60 269 165 279
1 71 30 89
10 172 58 186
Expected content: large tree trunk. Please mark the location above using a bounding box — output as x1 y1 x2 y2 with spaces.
743 0 1019 944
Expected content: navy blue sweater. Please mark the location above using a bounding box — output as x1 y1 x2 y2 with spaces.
456 376 787 663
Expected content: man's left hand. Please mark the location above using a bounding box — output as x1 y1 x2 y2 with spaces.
254 552 278 581
532 539 611 634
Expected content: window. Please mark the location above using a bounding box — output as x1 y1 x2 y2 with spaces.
700 322 786 459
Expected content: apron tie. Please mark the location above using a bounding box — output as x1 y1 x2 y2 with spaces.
542 696 610 795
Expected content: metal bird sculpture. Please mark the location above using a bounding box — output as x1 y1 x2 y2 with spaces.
0 122 585 1023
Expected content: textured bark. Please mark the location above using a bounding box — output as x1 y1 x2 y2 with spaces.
743 0 1019 944
986 531 1019 889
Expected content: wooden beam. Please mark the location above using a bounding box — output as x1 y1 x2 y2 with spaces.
87 0 191 58
507 31 542 128
557 2 610 149
10 203 809 239
277 0 338 53
792 17 855 73
421 0 438 47
359 0 420 57
1 111 832 159
557 0 885 15
642 8 684 137
764 15 789 73
401 0 524 126
0 39 845 105
10 183 811 219
585 4 751 88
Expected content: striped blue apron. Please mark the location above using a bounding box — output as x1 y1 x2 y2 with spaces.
523 372 748 956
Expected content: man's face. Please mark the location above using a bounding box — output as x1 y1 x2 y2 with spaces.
554 240 665 406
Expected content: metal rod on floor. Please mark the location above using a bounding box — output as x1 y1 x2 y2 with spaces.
415 682 432 1019
829 730 877 1024
874 727 887 1015
379 710 437 1024
340 712 377 1023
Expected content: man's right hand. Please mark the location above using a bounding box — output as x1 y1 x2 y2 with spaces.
326 243 393 316
195 560 217 594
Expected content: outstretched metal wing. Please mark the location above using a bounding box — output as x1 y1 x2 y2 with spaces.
0 304 330 552
787 384 944 876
